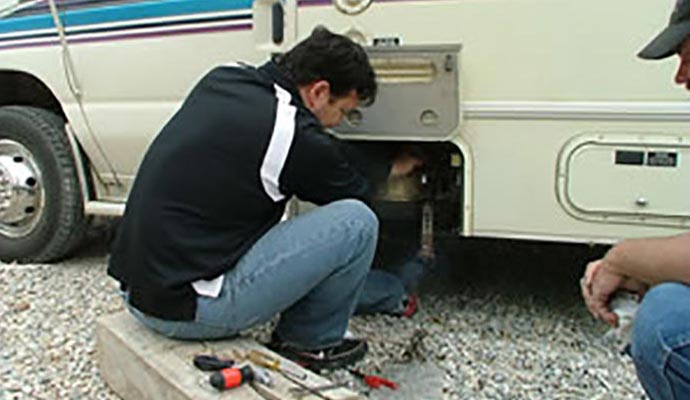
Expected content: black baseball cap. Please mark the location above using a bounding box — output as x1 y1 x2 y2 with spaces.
639 0 690 59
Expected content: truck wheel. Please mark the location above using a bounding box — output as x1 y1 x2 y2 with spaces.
0 106 87 263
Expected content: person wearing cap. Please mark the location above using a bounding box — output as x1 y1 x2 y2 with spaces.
581 3 690 398
638 0 690 84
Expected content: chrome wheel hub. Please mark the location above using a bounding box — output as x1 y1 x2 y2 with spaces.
0 139 44 238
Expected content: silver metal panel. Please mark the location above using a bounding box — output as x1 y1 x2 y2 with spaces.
334 44 461 137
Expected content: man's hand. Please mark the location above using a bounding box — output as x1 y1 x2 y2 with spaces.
581 259 646 327
390 153 424 178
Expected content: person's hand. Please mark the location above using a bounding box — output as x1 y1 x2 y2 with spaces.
580 259 647 327
581 259 623 326
390 153 424 178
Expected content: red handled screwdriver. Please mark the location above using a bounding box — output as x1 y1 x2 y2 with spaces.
346 368 398 390
209 365 255 391
193 354 272 391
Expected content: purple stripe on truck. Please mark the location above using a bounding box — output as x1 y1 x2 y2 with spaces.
296 0 331 6
0 21 252 51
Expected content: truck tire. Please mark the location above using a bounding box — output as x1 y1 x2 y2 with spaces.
0 106 87 263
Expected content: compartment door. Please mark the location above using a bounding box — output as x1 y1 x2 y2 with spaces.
558 133 690 227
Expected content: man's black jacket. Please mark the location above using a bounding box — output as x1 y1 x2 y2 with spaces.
108 61 389 320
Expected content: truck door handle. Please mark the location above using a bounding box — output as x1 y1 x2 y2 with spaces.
272 1 284 45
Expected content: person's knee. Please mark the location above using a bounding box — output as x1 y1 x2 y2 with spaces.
631 283 686 368
333 199 379 234
631 282 690 399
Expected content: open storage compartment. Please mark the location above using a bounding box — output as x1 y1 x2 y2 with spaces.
292 140 465 268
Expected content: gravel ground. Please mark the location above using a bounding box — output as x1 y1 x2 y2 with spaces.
0 235 648 400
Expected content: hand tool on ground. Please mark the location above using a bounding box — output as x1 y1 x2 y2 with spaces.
209 365 273 391
401 293 418 318
419 200 435 262
247 349 308 380
288 382 348 399
193 354 235 371
209 365 255 391
281 374 337 400
192 354 272 391
345 368 398 390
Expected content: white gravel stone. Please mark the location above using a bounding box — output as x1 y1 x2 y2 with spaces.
0 239 647 400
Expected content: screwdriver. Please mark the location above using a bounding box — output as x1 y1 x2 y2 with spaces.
247 350 307 380
346 368 398 390
209 364 273 391
209 365 255 391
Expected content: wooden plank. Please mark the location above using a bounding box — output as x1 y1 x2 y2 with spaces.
97 311 364 400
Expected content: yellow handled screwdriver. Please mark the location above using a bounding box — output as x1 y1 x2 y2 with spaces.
247 350 307 381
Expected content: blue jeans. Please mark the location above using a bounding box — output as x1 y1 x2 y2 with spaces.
354 255 427 316
128 199 378 349
630 282 690 400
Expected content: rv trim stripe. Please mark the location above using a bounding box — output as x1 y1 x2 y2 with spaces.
0 21 251 50
0 0 253 50
0 11 251 43
0 0 253 33
465 101 690 122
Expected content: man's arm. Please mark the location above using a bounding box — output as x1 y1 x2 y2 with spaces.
339 142 423 182
604 232 690 285
282 127 423 206
337 142 392 185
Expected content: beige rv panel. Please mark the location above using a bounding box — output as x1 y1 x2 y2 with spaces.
299 0 690 242
64 0 298 199
298 0 683 102
80 0 690 242
1 0 688 245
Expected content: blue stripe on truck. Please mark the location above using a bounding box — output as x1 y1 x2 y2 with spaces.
0 0 253 34
0 12 251 43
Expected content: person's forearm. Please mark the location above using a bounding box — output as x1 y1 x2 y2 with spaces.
604 232 690 285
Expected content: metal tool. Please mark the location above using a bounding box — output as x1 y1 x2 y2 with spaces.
288 382 348 399
419 200 435 261
282 374 337 400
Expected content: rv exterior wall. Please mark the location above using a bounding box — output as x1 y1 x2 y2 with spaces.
0 0 685 251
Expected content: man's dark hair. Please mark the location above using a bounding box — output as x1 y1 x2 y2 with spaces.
277 27 377 105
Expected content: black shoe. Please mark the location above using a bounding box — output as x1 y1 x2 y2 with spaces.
267 335 368 371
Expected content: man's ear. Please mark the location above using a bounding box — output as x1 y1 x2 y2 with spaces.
303 80 331 111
